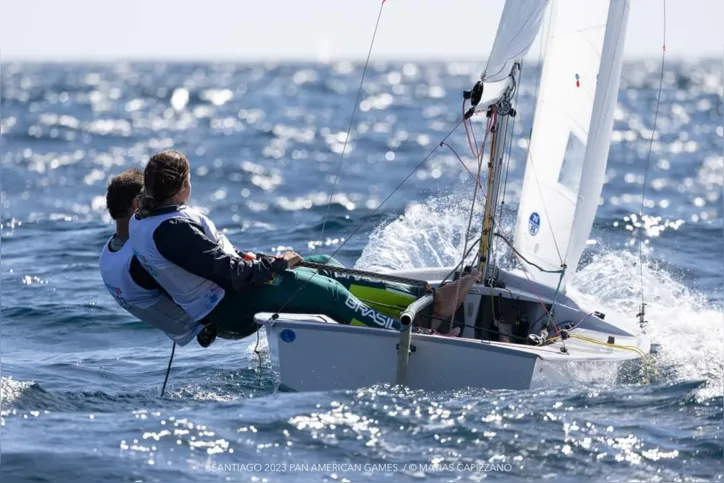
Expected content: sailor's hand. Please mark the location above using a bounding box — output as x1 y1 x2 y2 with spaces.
279 251 303 269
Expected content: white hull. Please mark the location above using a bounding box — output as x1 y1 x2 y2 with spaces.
254 267 651 393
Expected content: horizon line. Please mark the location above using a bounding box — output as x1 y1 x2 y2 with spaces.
1 53 719 64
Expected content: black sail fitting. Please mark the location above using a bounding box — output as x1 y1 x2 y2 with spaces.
463 81 484 107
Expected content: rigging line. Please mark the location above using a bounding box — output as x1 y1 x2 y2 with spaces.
412 235 484 327
489 75 519 265
474 111 489 166
160 342 176 398
516 8 564 266
259 257 429 286
268 119 466 318
490 128 510 266
520 134 564 265
514 255 561 336
439 236 481 286
319 0 387 244
440 142 485 191
253 328 263 387
476 108 497 237
638 0 667 314
157 60 300 399
394 236 482 303
469 121 481 161
493 232 564 274
498 70 521 222
458 113 493 291
469 106 483 160
462 99 480 159
477 109 501 259
521 2 563 264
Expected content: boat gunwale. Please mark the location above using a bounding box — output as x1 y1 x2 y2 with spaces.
255 313 647 362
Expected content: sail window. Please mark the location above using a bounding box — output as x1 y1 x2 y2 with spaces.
557 131 586 193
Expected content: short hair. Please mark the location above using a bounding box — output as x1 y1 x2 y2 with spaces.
106 168 144 219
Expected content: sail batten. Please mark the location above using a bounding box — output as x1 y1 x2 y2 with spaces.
512 0 631 291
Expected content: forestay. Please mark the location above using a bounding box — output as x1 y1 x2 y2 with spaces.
513 0 631 291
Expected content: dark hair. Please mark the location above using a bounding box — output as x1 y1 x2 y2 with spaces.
106 168 144 220
137 150 191 217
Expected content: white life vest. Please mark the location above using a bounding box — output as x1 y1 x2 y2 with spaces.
128 205 236 322
99 235 203 346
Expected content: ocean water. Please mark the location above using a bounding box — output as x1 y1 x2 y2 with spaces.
0 59 722 482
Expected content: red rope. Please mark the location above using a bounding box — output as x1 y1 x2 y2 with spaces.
462 99 480 159
443 106 494 192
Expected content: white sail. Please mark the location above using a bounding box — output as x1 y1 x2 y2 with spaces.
483 0 550 83
566 0 631 279
512 0 631 291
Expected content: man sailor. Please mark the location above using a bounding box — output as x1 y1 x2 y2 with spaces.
99 168 215 347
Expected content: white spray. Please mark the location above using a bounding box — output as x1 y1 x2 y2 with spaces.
356 191 722 400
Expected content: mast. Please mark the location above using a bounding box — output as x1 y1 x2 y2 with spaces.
476 66 520 282
468 0 548 282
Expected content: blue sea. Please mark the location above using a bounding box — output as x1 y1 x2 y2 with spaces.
1 59 722 482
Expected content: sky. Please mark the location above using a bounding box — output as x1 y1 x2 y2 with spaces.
0 0 722 61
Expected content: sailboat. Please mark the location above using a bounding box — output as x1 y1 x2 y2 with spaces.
254 0 655 392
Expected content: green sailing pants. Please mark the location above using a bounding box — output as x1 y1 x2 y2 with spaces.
209 255 427 338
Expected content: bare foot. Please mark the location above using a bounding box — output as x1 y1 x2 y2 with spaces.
432 268 480 320
426 322 462 337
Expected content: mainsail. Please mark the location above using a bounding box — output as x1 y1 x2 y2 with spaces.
512 0 631 291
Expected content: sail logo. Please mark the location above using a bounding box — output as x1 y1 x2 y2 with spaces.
528 212 541 236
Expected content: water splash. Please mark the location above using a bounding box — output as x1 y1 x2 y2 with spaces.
355 188 518 272
357 194 722 399
569 251 723 400
0 376 36 410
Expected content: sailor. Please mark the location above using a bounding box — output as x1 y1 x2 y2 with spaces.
99 168 210 347
128 150 479 341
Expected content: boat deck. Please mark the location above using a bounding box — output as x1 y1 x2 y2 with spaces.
255 312 650 362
